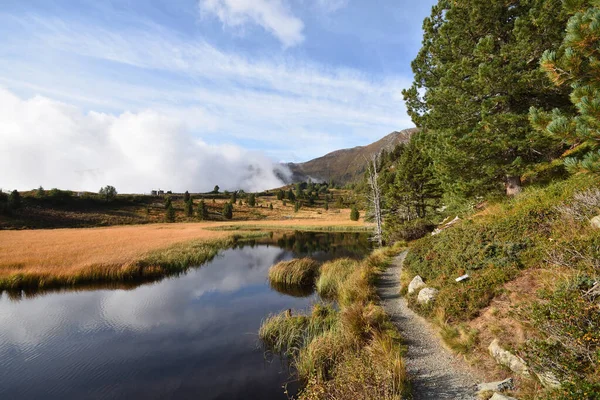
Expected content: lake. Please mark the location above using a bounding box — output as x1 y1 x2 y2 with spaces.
0 232 371 399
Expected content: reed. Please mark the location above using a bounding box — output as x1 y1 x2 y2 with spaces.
315 258 357 298
259 246 409 399
267 258 320 287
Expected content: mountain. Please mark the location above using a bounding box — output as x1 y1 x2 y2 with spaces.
286 128 417 185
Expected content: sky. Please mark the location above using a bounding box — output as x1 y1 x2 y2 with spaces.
0 0 436 193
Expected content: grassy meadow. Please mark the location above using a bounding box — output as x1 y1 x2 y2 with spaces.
0 212 367 291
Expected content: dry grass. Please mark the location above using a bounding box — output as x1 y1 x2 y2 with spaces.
259 245 409 400
316 258 358 298
0 216 368 290
268 258 320 287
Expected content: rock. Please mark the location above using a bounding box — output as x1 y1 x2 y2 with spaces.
537 371 561 389
408 275 426 294
488 339 531 377
477 377 514 393
417 287 438 304
490 393 518 400
591 215 600 229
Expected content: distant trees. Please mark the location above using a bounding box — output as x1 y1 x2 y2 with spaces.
222 202 233 219
213 185 220 194
197 200 208 220
230 191 237 204
294 201 301 213
248 193 256 207
99 185 117 202
35 186 45 199
269 203 273 210
8 190 21 210
183 191 190 202
350 205 360 221
277 190 284 201
324 200 329 211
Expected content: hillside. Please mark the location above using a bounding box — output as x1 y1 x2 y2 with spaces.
287 128 416 185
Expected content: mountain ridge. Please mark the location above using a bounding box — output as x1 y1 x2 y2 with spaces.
286 128 417 185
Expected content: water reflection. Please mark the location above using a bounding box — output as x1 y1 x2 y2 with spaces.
0 232 370 400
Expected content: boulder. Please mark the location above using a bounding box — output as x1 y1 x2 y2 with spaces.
408 275 426 294
488 339 531 377
490 393 518 400
537 371 561 389
591 215 600 229
477 377 514 393
417 287 438 304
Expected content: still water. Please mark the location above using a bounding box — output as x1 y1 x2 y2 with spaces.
0 232 370 399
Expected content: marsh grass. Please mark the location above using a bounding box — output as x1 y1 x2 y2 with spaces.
259 246 409 400
0 232 266 291
316 258 357 298
268 258 320 287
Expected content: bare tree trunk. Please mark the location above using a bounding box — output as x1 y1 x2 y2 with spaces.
506 175 522 196
366 156 384 247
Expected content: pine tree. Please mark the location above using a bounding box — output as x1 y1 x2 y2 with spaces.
8 190 21 210
286 189 296 202
530 1 600 173
350 206 360 221
277 189 284 200
248 193 256 207
183 191 190 202
184 198 194 217
165 203 176 222
269 203 273 210
324 200 329 211
386 133 442 222
294 201 301 212
230 191 237 204
404 0 571 197
197 199 208 220
222 202 233 219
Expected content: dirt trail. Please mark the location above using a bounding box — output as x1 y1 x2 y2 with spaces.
377 251 480 400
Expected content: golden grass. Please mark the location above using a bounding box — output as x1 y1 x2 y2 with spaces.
316 258 358 298
268 258 320 287
0 215 369 290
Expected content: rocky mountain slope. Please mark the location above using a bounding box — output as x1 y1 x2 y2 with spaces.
287 128 417 185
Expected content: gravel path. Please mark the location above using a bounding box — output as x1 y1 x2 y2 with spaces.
377 251 479 400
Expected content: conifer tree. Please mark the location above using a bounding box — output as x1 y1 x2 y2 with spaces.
165 203 176 222
530 0 600 173
248 193 256 207
222 202 233 219
350 206 360 221
404 0 570 197
286 189 296 202
277 189 284 200
183 191 190 202
197 199 208 220
184 198 194 217
8 190 21 210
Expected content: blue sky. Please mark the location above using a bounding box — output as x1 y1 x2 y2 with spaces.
0 0 436 192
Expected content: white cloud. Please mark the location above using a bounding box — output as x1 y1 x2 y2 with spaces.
0 88 290 193
199 0 304 47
